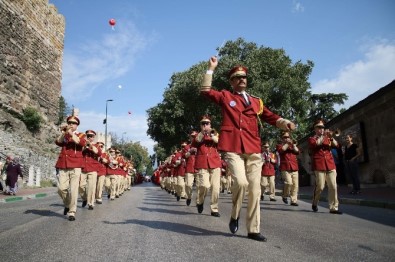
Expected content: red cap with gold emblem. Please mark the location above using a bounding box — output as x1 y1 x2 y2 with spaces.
313 119 325 128
228 65 248 79
200 115 211 123
85 130 96 136
66 116 80 125
262 141 270 147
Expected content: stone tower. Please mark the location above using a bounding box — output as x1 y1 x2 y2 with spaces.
0 0 65 123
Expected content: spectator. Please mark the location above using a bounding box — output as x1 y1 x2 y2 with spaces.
5 156 23 195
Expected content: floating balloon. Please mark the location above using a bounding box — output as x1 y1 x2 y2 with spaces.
128 111 132 115
109 18 116 30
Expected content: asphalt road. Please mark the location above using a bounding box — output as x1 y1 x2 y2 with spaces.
1 183 394 262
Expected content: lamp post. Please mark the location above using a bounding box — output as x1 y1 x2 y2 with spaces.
104 99 113 150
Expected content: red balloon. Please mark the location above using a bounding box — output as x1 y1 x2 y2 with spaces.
109 19 116 26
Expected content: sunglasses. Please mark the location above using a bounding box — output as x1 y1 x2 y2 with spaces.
232 75 247 80
282 136 290 139
67 122 78 125
201 121 211 126
87 135 95 138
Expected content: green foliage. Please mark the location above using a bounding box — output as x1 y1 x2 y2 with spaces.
21 107 43 133
147 38 347 154
40 179 56 187
111 136 151 174
57 96 70 125
153 144 167 165
308 93 348 123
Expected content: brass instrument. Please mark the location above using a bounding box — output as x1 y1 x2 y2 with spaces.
325 128 341 138
60 123 71 132
108 154 118 169
209 128 218 136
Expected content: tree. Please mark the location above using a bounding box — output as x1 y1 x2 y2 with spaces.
111 136 152 174
57 96 70 125
308 93 348 123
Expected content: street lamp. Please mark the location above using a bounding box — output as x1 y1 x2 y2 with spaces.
104 99 113 150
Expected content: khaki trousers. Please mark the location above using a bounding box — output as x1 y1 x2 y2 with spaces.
127 176 132 189
313 170 339 211
220 176 228 192
225 152 262 234
185 172 195 200
176 176 186 198
260 176 275 199
160 176 166 188
196 168 221 212
281 171 299 203
105 175 117 199
227 175 233 192
95 175 106 201
58 168 81 216
170 176 176 192
79 171 97 206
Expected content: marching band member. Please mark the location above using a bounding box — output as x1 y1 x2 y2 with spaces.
194 115 222 217
95 142 108 204
309 119 342 214
105 148 118 200
175 142 187 201
79 130 101 210
184 131 198 206
200 56 296 241
55 113 86 221
276 132 300 206
260 141 277 201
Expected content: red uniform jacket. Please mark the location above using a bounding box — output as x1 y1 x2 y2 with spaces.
276 143 299 171
261 152 276 176
82 144 102 173
173 151 186 176
97 152 109 176
193 133 221 169
55 132 86 169
184 144 197 173
308 135 337 171
201 89 281 154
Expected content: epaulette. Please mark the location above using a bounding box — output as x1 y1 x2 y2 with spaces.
77 133 86 138
250 95 264 115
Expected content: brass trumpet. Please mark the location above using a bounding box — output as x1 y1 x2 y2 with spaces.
60 123 71 132
325 128 341 138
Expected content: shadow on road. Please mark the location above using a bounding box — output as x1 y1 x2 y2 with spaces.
137 206 195 215
103 219 231 237
24 209 64 218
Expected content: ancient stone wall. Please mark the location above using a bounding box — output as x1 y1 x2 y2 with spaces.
0 0 65 123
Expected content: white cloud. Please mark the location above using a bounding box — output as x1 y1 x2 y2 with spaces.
76 111 155 155
312 42 395 109
61 21 153 101
292 1 305 13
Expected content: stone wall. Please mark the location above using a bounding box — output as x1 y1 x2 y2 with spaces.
298 80 395 187
0 0 65 123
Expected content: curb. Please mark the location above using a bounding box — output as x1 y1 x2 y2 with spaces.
0 191 57 203
276 192 395 210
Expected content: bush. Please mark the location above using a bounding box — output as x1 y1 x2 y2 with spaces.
21 107 43 133
40 179 56 187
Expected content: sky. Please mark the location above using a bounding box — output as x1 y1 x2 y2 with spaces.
49 0 395 154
